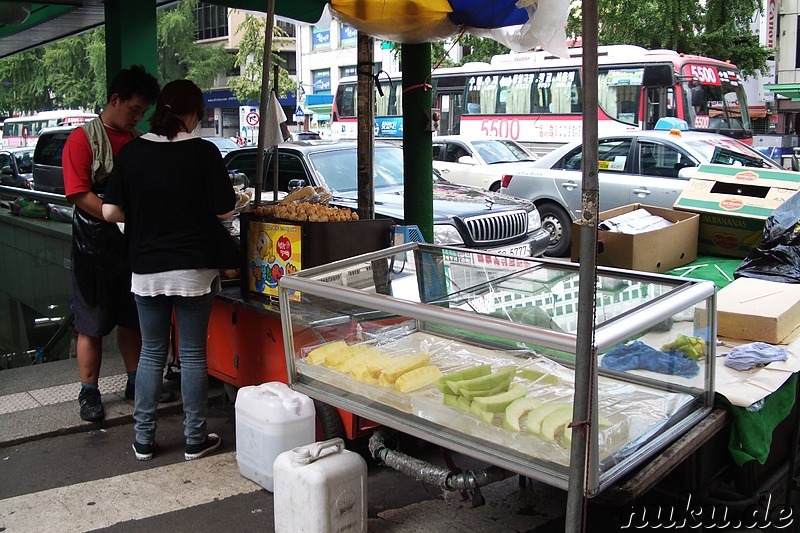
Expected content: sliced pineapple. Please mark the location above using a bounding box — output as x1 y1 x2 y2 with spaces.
394 365 443 393
377 353 431 386
306 341 348 366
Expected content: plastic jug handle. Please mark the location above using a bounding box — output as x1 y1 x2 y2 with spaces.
303 438 345 463
259 382 289 398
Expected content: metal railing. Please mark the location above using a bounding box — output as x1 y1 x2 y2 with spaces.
0 185 73 207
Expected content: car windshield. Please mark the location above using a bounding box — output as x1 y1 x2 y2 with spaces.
685 138 778 168
308 146 405 192
472 140 537 164
14 150 33 173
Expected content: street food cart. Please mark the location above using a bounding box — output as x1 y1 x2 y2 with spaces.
275 242 717 495
200 212 395 439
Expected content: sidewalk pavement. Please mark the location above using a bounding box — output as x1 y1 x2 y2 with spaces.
0 353 201 447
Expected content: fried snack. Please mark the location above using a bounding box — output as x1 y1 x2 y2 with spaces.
256 202 359 222
279 186 315 205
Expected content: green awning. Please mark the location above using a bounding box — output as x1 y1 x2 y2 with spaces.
764 83 800 102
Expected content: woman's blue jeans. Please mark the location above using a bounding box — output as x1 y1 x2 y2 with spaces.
133 291 214 446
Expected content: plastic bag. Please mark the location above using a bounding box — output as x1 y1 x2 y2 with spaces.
734 191 800 283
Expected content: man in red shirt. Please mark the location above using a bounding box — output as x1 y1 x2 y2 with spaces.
63 66 163 422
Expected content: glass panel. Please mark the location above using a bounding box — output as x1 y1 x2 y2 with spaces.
279 244 714 491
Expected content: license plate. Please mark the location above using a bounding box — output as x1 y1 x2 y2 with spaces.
488 243 531 256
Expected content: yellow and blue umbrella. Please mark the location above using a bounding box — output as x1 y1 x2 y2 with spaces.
326 0 569 56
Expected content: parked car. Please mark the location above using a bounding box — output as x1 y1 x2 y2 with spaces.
290 131 323 141
500 129 783 257
224 141 551 257
32 126 74 195
33 127 247 196
0 146 34 190
203 136 241 157
432 136 538 192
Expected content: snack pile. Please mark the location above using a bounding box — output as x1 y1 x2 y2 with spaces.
254 185 359 222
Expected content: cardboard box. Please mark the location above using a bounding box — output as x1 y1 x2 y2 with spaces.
571 204 698 273
673 164 800 258
717 277 800 344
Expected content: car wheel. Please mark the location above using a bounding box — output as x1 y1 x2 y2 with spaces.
537 203 572 257
489 181 501 192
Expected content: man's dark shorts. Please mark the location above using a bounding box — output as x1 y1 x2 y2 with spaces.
72 269 139 337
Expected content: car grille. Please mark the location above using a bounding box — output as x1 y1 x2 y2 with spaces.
464 210 528 243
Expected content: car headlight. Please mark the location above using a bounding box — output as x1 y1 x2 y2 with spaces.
433 224 464 245
527 208 542 232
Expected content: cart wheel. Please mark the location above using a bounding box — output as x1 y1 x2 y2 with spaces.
314 400 345 441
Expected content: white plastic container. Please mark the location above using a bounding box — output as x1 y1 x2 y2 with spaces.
234 381 315 491
273 438 367 533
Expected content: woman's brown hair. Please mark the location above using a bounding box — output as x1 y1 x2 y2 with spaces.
149 79 205 140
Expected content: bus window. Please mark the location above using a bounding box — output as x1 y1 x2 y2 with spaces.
599 68 643 125
336 84 356 118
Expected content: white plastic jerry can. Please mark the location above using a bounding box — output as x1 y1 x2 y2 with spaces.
234 382 315 492
273 438 368 533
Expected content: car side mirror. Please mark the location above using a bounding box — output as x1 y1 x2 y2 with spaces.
457 155 478 165
1 167 12 175
288 178 307 190
677 166 699 179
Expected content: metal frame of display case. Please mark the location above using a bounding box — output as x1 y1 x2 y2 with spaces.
278 242 717 494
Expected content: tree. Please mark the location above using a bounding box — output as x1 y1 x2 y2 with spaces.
227 12 294 105
0 49 48 115
157 0 233 87
566 0 769 76
0 0 233 115
459 35 510 64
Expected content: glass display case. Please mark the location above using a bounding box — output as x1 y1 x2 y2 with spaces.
278 243 716 495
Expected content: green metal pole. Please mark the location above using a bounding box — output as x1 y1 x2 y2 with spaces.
401 43 433 243
103 0 157 131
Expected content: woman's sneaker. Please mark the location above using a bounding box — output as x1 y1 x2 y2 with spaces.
184 433 221 461
132 441 156 461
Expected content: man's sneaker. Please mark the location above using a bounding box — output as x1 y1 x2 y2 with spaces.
184 433 221 461
78 387 105 422
132 441 156 461
125 380 177 403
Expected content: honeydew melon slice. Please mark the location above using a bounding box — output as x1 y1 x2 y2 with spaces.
435 364 492 394
502 397 542 432
561 416 613 446
517 368 562 385
446 365 516 395
459 380 512 401
471 384 528 413
470 399 497 424
525 401 572 435
540 405 574 442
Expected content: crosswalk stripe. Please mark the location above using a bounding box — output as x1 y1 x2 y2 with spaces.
0 451 262 532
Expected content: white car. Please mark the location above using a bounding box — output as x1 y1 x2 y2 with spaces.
500 128 783 257
432 136 538 192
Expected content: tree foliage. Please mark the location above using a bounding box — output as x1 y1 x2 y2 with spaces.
157 0 232 87
227 12 294 105
459 35 510 64
567 0 770 76
0 0 233 116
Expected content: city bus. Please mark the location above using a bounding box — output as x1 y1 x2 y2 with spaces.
1 110 97 147
331 45 753 152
